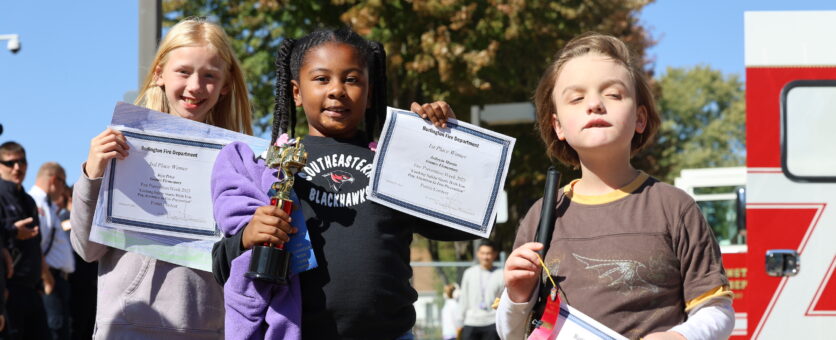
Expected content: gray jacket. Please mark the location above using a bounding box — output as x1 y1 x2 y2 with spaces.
70 170 224 339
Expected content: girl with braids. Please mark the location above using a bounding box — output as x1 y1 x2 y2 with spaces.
211 27 475 339
70 17 251 339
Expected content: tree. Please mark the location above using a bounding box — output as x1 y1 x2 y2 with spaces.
637 65 746 183
163 0 656 265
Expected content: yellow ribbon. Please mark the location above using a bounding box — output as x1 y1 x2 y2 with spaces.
538 255 558 290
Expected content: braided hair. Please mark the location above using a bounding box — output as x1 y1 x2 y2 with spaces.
270 27 388 145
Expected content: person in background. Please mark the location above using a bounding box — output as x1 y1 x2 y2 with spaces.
441 283 463 340
459 241 503 340
0 157 15 335
53 185 71 231
54 185 97 340
29 162 74 340
0 141 49 339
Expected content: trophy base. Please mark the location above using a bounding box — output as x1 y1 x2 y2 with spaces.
245 245 291 285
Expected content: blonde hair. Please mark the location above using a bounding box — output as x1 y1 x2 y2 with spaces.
135 17 253 135
534 32 659 167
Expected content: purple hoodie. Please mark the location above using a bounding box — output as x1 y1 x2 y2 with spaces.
211 141 301 340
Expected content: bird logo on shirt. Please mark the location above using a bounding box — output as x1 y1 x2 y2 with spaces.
573 253 660 294
322 170 355 192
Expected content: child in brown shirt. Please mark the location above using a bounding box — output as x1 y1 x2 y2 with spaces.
497 33 734 340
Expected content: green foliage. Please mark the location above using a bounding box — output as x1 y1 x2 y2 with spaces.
638 65 746 183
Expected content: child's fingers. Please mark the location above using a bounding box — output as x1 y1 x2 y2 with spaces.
255 215 297 236
510 242 544 265
410 102 426 118
255 206 281 221
261 217 297 235
110 130 130 151
438 101 455 119
255 205 296 227
101 140 129 159
410 101 448 128
505 266 541 303
264 206 297 233
95 129 129 148
247 223 290 249
260 205 293 222
93 134 129 159
504 252 540 273
506 268 539 282
424 101 454 118
257 213 281 227
520 241 544 251
250 223 290 245
263 227 290 244
425 102 448 128
429 102 447 128
92 128 114 143
278 220 297 235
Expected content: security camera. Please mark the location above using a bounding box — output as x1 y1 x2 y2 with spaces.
7 37 20 54
1 34 20 54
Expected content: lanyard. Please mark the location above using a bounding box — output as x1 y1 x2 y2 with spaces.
528 255 561 340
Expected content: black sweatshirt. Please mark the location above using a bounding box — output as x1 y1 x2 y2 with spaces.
0 179 42 293
213 134 476 340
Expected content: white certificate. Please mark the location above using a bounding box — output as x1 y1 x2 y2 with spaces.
368 107 515 237
552 303 628 340
90 102 269 271
100 127 222 240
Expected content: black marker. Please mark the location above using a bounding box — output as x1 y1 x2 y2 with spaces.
536 167 560 258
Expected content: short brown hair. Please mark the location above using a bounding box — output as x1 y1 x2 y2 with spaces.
0 141 25 158
534 32 659 167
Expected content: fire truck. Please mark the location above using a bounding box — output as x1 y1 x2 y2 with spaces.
675 11 836 339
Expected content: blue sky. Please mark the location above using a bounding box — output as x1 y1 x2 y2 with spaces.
1 1 834 190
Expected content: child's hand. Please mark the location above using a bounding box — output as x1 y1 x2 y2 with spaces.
504 242 544 303
643 331 686 340
241 205 297 250
411 101 456 128
85 128 129 179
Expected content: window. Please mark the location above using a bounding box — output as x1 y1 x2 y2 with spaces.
782 80 836 181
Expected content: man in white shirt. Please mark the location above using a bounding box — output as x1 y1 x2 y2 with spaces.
459 241 503 340
28 162 74 340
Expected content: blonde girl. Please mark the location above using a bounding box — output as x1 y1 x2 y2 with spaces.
70 17 251 339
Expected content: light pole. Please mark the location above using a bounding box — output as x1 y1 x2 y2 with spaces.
0 34 21 54
139 0 161 88
123 0 161 103
0 34 19 134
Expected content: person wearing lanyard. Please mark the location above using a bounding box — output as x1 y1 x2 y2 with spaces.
459 241 504 340
28 162 74 340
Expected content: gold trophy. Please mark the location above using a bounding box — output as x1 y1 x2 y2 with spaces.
245 138 307 284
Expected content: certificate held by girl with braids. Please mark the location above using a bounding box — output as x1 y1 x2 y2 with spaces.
369 107 515 238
